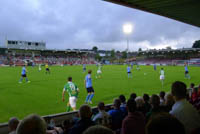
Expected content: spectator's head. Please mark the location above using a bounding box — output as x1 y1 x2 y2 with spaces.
127 99 137 113
98 102 105 111
143 94 150 102
135 96 145 108
8 117 19 132
88 70 92 74
16 114 46 134
164 93 175 106
119 95 126 104
190 83 195 88
79 104 92 119
130 93 137 100
146 113 185 134
68 76 72 82
159 91 165 99
113 99 121 109
171 81 187 101
150 94 160 108
83 125 114 134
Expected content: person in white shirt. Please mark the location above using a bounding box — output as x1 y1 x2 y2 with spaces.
160 68 165 86
170 81 200 134
93 102 111 127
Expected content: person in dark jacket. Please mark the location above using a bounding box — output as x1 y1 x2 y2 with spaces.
69 104 95 134
122 99 145 134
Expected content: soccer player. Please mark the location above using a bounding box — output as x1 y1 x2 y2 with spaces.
62 77 79 111
136 64 140 71
154 64 157 71
19 65 30 83
131 62 133 69
83 64 86 72
85 70 94 104
184 63 190 79
127 65 132 78
160 68 165 86
38 64 42 72
45 63 50 74
96 66 102 78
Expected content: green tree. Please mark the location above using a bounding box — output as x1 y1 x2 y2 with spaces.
95 53 102 61
192 40 200 48
92 46 98 52
122 51 127 59
111 49 115 58
166 46 172 50
138 48 142 52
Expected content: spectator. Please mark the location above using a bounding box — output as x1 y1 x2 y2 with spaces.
198 85 200 96
188 83 195 98
119 95 127 118
135 96 145 115
8 117 19 134
93 102 111 127
163 93 175 112
108 99 123 130
83 125 114 134
146 94 162 121
159 91 165 105
130 93 137 100
62 119 74 134
122 99 145 134
146 113 185 134
69 104 95 134
119 94 126 107
191 87 198 102
143 94 152 114
16 114 46 134
170 81 200 134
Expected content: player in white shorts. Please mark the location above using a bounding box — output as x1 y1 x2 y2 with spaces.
62 77 79 111
38 64 42 72
96 66 102 78
160 68 165 86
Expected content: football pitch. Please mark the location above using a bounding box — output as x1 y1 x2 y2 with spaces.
0 65 199 123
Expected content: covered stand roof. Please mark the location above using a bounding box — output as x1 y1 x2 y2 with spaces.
104 0 200 27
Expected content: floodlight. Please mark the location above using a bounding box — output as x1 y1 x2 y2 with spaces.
123 23 133 34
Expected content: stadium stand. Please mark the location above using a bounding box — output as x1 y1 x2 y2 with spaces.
0 47 96 66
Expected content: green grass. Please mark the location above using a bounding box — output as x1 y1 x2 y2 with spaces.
0 65 199 123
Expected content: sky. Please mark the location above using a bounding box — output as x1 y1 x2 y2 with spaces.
0 0 199 51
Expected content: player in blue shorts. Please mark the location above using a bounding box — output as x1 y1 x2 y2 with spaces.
154 64 157 71
83 64 86 72
85 70 94 104
184 63 190 79
127 65 132 78
19 65 30 83
131 62 133 69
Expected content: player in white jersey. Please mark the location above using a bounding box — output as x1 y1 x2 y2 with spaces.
160 68 165 86
96 66 102 78
38 64 42 72
136 64 140 71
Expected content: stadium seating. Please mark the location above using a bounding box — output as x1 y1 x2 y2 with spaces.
0 54 96 66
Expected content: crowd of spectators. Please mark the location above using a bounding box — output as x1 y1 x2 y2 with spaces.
7 81 200 134
0 54 96 66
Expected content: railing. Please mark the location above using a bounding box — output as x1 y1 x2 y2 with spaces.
0 104 112 134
